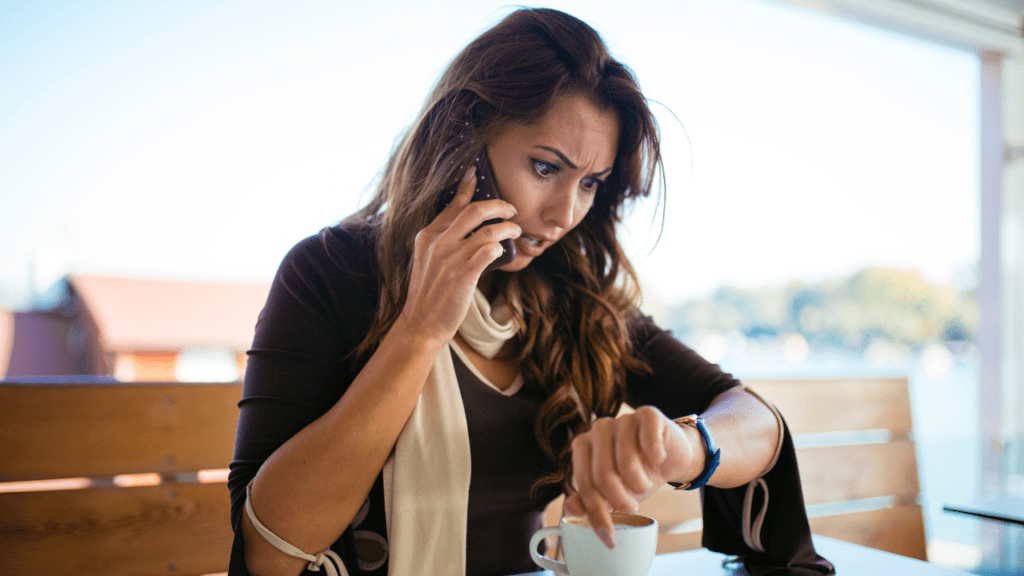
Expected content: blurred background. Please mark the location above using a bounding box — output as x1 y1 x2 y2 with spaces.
1 0 1022 572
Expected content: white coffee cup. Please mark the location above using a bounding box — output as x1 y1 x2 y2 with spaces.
528 513 658 576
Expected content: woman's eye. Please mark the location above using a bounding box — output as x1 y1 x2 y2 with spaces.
581 178 603 194
532 159 558 177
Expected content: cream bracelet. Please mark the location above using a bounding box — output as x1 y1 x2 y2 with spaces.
244 483 349 576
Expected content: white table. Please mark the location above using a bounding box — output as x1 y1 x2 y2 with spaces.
511 535 974 575
944 496 1024 526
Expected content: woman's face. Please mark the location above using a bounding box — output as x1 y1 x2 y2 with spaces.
486 93 620 272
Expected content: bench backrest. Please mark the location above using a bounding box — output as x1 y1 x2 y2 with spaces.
2 377 927 573
644 377 926 560
543 377 926 561
0 382 242 576
751 377 925 559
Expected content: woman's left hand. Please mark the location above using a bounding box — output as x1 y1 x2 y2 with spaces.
563 406 702 549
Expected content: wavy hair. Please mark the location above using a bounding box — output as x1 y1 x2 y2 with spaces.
349 7 664 492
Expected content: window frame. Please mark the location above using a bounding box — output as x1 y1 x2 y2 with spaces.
771 0 1024 564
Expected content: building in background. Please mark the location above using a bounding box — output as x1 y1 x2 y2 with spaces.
0 275 269 382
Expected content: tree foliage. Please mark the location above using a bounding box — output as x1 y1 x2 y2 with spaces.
665 267 977 350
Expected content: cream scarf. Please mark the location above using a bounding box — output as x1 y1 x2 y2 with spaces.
245 289 518 576
383 288 518 575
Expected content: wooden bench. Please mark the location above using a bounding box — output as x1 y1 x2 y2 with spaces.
544 377 927 561
2 377 926 574
0 382 241 576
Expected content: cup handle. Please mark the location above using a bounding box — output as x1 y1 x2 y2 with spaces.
529 526 568 574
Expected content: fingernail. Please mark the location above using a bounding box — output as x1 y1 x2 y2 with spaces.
463 165 477 182
508 203 518 215
597 527 616 549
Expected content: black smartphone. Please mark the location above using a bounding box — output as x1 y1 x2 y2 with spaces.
440 150 517 272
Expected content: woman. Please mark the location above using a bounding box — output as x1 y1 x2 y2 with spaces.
229 8 788 576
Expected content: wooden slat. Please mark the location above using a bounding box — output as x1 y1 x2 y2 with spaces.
656 505 929 560
0 383 241 480
0 482 233 576
809 504 927 560
612 442 921 522
798 440 920 504
744 378 913 435
543 494 564 527
639 483 702 530
656 529 703 555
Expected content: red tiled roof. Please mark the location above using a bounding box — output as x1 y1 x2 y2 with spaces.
69 275 270 352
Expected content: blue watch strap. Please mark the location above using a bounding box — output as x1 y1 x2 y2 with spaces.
670 415 721 491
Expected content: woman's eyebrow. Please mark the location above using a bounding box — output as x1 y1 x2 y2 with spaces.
535 145 612 177
535 145 578 169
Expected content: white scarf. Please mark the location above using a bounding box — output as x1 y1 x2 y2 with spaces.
383 288 518 575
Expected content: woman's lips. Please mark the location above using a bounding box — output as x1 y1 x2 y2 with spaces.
521 234 543 247
516 233 549 257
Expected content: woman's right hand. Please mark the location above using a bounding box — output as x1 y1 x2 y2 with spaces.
396 165 521 347
240 168 519 576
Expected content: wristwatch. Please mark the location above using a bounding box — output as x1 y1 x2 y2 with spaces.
669 414 721 491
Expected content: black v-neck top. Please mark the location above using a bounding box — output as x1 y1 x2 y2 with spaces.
453 349 563 576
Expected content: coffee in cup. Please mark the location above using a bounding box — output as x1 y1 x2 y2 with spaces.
529 512 658 576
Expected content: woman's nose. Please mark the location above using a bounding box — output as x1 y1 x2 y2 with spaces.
542 185 576 229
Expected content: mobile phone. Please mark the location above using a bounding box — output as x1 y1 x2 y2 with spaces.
440 150 517 272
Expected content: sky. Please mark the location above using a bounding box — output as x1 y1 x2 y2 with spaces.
0 0 980 309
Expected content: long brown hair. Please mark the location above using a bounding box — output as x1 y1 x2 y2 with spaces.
348 7 664 492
